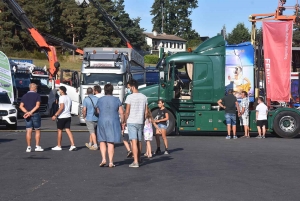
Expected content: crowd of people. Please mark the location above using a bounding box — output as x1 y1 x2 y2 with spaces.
217 89 268 139
21 80 169 168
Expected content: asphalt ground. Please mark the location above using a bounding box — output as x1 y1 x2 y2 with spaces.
1 117 300 201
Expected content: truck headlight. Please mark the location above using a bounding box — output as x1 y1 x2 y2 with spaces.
9 109 16 114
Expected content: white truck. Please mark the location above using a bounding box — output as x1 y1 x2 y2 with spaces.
59 47 145 125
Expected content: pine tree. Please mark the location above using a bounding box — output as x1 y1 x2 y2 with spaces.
59 0 85 48
0 1 22 54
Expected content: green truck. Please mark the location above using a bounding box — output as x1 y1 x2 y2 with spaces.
139 35 300 138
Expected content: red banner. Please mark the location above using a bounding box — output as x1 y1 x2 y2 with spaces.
262 21 293 102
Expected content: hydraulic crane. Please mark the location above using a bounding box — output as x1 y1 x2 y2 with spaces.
3 0 83 80
249 0 300 100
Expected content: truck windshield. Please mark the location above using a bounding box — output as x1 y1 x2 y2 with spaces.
82 73 124 85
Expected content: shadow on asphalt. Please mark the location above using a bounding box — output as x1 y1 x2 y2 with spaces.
0 138 16 144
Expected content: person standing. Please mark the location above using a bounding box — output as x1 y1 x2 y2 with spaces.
125 79 148 168
239 91 250 138
94 85 103 98
97 84 124 167
83 87 98 150
51 86 76 151
19 83 44 152
217 89 240 139
154 100 168 154
256 97 268 139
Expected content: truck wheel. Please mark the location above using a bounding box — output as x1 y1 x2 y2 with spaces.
151 108 175 136
273 111 300 138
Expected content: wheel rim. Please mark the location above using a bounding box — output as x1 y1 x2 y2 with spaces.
279 116 297 133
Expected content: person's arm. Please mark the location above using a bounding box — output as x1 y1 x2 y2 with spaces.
256 110 259 121
82 107 87 119
125 104 130 122
235 101 240 114
119 105 125 123
217 99 226 109
52 103 64 121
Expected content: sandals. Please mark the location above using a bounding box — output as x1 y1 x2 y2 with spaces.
109 163 115 168
99 161 106 167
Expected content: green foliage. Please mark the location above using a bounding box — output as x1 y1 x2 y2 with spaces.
151 0 200 41
144 54 159 64
226 23 251 45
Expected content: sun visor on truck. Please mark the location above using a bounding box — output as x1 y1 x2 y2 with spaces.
193 35 225 56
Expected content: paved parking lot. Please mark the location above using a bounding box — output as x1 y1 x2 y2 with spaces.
1 117 300 201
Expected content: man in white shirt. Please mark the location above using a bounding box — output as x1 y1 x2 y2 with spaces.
256 97 268 139
93 85 103 98
239 91 250 138
125 79 148 168
51 86 76 151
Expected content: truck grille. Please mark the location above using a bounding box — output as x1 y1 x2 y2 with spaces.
0 110 8 116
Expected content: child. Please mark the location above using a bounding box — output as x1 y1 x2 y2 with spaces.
154 99 169 155
144 106 160 158
122 125 133 158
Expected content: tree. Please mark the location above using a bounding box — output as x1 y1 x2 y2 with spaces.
226 23 251 45
0 1 22 54
113 0 148 50
59 0 85 51
150 0 200 42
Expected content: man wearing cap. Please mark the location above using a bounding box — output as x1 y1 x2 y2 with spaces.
217 89 240 139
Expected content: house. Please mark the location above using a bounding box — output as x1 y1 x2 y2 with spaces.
144 31 187 54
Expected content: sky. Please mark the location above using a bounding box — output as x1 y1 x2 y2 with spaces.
123 0 296 37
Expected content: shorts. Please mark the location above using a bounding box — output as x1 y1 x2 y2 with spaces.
225 113 236 126
57 117 71 130
122 133 129 141
157 124 167 130
25 113 41 130
86 121 97 134
127 123 143 141
256 120 268 128
240 116 249 126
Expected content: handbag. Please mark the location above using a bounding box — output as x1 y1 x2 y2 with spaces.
87 96 99 117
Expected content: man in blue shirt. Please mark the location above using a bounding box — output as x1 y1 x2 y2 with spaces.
83 87 99 150
19 83 43 152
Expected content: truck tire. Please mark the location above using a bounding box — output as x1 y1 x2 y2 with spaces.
151 108 175 136
273 111 300 138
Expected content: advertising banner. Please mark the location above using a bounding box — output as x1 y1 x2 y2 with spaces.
263 21 293 102
225 42 255 102
0 51 14 102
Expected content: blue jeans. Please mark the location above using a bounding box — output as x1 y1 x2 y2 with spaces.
225 113 236 126
127 123 143 141
25 113 41 130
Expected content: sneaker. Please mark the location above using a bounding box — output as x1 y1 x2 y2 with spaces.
52 146 62 151
155 149 162 154
35 146 44 152
69 145 77 151
85 143 91 149
127 150 133 158
129 162 139 168
225 135 231 139
164 150 169 155
26 146 31 152
233 136 238 139
90 146 98 150
262 136 266 139
255 136 262 139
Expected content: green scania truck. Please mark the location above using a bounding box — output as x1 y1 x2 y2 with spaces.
139 35 300 138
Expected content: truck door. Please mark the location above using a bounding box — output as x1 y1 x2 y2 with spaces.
161 61 175 102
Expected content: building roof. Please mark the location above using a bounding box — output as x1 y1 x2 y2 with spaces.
143 32 187 42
